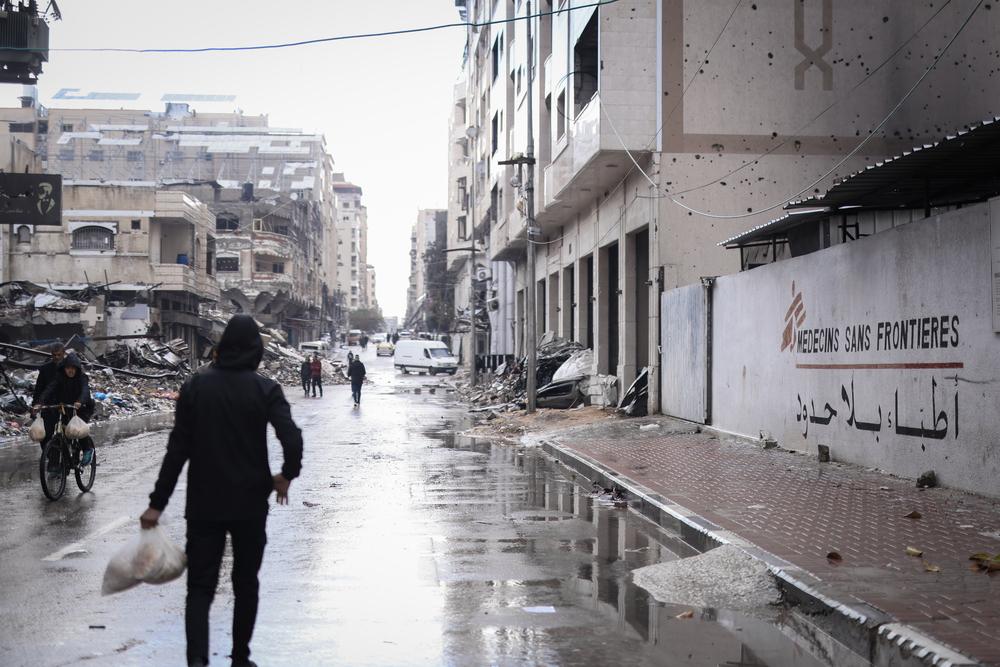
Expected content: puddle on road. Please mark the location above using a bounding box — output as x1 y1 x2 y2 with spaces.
423 427 853 667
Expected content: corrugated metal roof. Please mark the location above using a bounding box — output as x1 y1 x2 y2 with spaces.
721 116 1000 247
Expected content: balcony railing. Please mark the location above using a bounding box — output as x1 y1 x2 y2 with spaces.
152 263 220 301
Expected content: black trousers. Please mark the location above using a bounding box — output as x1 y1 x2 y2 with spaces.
351 380 363 404
311 376 323 396
186 516 267 664
301 377 310 395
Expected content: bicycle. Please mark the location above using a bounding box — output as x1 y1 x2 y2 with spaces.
35 404 97 501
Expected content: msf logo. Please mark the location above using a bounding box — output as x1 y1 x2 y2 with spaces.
781 281 806 352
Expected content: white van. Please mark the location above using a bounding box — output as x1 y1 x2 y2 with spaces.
394 340 458 375
298 340 331 356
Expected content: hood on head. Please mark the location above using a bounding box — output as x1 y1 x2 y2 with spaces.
216 315 264 370
58 352 83 373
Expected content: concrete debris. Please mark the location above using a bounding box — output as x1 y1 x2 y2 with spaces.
459 334 586 411
631 544 781 618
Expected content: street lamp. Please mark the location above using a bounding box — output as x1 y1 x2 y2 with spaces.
465 125 479 386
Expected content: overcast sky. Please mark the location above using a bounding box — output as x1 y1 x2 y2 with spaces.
1 1 465 319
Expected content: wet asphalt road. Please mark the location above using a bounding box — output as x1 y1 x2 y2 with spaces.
0 350 829 667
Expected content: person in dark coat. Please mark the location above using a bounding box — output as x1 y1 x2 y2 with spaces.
348 356 366 406
34 352 95 469
299 358 311 397
140 315 303 667
31 342 64 408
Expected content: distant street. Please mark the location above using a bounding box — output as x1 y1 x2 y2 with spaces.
0 349 827 666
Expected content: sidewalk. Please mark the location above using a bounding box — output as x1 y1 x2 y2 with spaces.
542 416 1000 666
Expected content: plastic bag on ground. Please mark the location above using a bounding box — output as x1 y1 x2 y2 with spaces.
101 526 187 595
28 416 46 442
552 349 594 382
65 415 90 439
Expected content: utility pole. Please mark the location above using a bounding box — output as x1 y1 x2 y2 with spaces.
465 125 479 386
524 0 538 413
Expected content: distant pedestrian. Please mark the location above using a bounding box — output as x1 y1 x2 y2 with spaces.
299 358 311 397
391 332 399 345
140 315 303 667
360 334 369 351
348 356 366 407
310 353 323 397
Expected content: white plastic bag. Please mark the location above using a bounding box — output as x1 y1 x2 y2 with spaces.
101 526 187 596
65 415 90 439
28 416 46 442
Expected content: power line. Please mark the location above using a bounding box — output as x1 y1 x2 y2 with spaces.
18 0 619 54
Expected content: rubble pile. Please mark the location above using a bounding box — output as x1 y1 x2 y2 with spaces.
255 326 350 386
462 335 587 412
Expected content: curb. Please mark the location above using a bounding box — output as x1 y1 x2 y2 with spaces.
540 438 980 667
0 410 175 451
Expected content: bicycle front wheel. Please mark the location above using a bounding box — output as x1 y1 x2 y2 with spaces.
75 447 96 492
39 439 67 501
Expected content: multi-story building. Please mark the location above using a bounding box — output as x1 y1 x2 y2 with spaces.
365 264 377 311
331 178 368 312
405 209 447 331
0 94 357 345
452 0 1000 411
6 182 219 354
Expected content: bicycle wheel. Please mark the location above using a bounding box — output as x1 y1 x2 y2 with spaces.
39 438 67 501
75 445 96 492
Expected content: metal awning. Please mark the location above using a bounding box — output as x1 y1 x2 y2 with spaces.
722 115 1000 248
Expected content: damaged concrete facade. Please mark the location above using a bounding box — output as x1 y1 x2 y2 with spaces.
0 96 362 348
452 0 1000 411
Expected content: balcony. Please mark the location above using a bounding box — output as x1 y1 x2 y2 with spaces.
155 190 213 233
152 264 220 301
251 231 295 259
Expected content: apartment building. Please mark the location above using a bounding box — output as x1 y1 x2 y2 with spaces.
405 209 447 330
7 183 219 354
365 264 378 311
453 0 1000 411
331 178 368 311
0 95 346 344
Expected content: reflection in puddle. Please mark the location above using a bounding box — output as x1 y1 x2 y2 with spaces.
425 429 845 666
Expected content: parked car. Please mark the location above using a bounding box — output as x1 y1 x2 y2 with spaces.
298 341 331 356
376 341 395 357
393 340 458 375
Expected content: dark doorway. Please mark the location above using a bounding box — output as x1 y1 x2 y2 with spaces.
608 242 619 373
634 229 649 369
584 255 594 349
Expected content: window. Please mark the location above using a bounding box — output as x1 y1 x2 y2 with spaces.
88 149 104 161
15 225 30 244
131 219 141 231
458 216 468 241
491 112 499 156
342 202 350 208
492 37 501 82
71 226 115 251
58 148 74 161
490 184 499 225
272 262 285 274
215 213 239 232
60 123 73 132
127 151 143 162
573 12 599 117
457 177 468 211
216 256 239 272
556 90 566 140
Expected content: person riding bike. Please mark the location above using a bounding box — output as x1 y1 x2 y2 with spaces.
33 353 96 470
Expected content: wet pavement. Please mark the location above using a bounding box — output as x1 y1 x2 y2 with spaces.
0 351 844 666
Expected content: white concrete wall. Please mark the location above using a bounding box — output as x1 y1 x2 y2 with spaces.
702 199 1000 497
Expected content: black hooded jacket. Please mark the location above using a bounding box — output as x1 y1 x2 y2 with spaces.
38 354 90 407
347 359 366 384
149 315 303 520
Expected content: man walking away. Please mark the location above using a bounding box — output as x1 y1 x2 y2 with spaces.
360 334 369 351
348 355 366 407
140 315 303 667
310 353 323 397
299 358 311 397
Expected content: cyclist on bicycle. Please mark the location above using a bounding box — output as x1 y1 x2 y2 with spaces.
33 353 96 470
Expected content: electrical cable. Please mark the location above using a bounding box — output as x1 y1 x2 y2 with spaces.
668 0 984 219
15 0 619 54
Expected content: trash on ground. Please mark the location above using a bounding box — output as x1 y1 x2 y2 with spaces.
905 546 924 557
522 606 557 614
903 510 922 519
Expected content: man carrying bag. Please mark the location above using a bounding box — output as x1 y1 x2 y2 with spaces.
140 315 303 667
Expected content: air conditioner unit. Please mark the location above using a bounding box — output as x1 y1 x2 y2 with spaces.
252 218 263 231
475 267 492 282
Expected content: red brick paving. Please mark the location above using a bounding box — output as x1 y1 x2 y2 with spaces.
553 424 1000 665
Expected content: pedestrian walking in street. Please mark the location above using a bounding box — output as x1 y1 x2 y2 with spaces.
348 355 366 407
310 353 323 397
33 351 96 469
140 315 303 667
360 334 369 351
299 358 311 397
